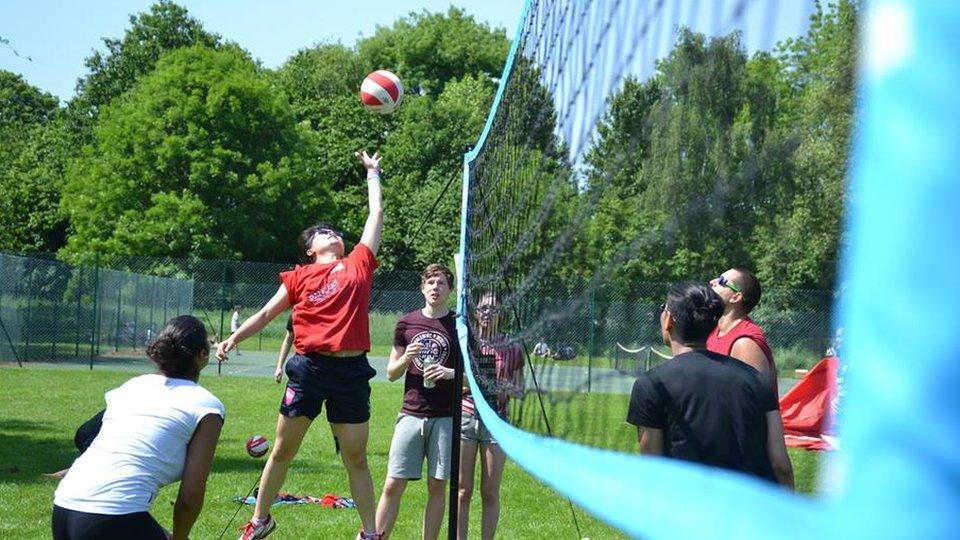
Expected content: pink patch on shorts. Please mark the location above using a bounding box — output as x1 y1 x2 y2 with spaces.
284 386 296 406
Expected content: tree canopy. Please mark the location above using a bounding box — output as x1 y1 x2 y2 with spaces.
1 0 856 293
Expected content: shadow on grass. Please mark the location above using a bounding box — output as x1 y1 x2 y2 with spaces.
0 419 78 484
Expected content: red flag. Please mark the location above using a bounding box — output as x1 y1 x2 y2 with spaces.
779 356 839 451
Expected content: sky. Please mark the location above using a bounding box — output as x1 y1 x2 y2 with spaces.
0 0 523 102
1 1 814 106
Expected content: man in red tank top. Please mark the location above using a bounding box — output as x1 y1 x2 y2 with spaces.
706 268 778 395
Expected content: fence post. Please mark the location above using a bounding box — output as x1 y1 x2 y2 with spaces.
587 287 594 393
51 291 58 360
24 264 33 363
90 254 100 369
75 266 82 357
114 285 122 352
132 274 140 350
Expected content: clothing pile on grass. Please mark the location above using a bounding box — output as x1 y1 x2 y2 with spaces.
233 489 356 509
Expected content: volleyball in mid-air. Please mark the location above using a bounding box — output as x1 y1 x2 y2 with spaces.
246 435 269 458
360 70 404 114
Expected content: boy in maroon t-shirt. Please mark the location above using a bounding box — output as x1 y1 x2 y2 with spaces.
375 264 460 540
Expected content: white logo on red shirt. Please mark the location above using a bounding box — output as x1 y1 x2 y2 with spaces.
308 279 341 304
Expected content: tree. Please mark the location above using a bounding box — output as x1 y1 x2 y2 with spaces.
358 7 508 96
752 0 859 289
67 1 221 141
0 72 67 252
269 12 510 269
60 46 330 263
380 74 497 268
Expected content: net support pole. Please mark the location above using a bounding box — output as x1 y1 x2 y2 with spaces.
447 254 465 539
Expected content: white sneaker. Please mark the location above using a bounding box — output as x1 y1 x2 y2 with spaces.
238 515 276 540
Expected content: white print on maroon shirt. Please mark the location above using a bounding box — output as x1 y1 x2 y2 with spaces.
412 330 450 371
308 279 341 305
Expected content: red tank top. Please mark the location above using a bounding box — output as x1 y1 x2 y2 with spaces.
707 317 778 394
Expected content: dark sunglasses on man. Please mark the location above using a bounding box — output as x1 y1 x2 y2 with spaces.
716 274 741 294
313 227 342 239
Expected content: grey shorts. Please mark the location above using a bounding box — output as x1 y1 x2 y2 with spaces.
460 411 496 444
387 414 453 480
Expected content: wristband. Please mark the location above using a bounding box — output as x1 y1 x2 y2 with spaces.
366 168 382 179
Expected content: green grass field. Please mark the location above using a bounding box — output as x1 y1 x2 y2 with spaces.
0 366 820 539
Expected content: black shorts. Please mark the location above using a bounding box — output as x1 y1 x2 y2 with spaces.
281 353 377 423
52 505 166 540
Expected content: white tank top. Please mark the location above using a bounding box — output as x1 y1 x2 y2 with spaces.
54 374 224 515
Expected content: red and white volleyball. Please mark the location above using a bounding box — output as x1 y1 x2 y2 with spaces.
246 435 269 458
360 70 404 114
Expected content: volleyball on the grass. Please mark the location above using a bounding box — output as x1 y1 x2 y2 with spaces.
246 435 269 458
360 70 404 114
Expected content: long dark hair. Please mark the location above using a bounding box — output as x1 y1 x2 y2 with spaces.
146 315 209 379
666 282 724 343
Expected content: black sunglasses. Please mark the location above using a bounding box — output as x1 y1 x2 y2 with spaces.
313 227 342 239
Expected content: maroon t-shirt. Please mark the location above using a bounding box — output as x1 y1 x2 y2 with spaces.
393 310 461 417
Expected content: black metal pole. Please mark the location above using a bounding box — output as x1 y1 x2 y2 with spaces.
447 343 464 540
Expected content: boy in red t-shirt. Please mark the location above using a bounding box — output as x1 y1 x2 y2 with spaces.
706 267 778 394
218 150 386 540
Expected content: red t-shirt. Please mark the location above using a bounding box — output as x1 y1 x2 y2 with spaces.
280 243 377 354
706 317 778 395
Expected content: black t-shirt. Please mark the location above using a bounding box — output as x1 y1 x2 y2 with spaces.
393 310 462 417
626 350 779 482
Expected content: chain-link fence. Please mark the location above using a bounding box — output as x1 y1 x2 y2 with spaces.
0 252 425 366
0 253 194 366
2 252 834 374
510 282 835 379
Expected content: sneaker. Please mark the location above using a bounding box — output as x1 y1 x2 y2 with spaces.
356 530 384 540
238 515 276 540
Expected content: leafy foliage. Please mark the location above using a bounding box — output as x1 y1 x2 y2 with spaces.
60 46 329 263
0 0 856 293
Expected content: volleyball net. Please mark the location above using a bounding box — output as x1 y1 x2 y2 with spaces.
456 0 826 536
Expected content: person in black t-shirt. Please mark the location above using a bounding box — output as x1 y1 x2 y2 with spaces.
627 282 794 488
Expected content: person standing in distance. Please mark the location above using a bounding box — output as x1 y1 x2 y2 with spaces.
230 306 243 356
220 150 386 540
627 283 794 487
375 264 460 539
707 268 778 393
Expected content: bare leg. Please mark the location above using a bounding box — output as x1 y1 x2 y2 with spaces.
333 422 377 533
375 476 407 539
253 415 312 520
457 439 479 540
423 477 447 540
478 443 506 540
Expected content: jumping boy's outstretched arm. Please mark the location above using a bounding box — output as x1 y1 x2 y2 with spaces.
217 285 290 360
356 150 384 255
